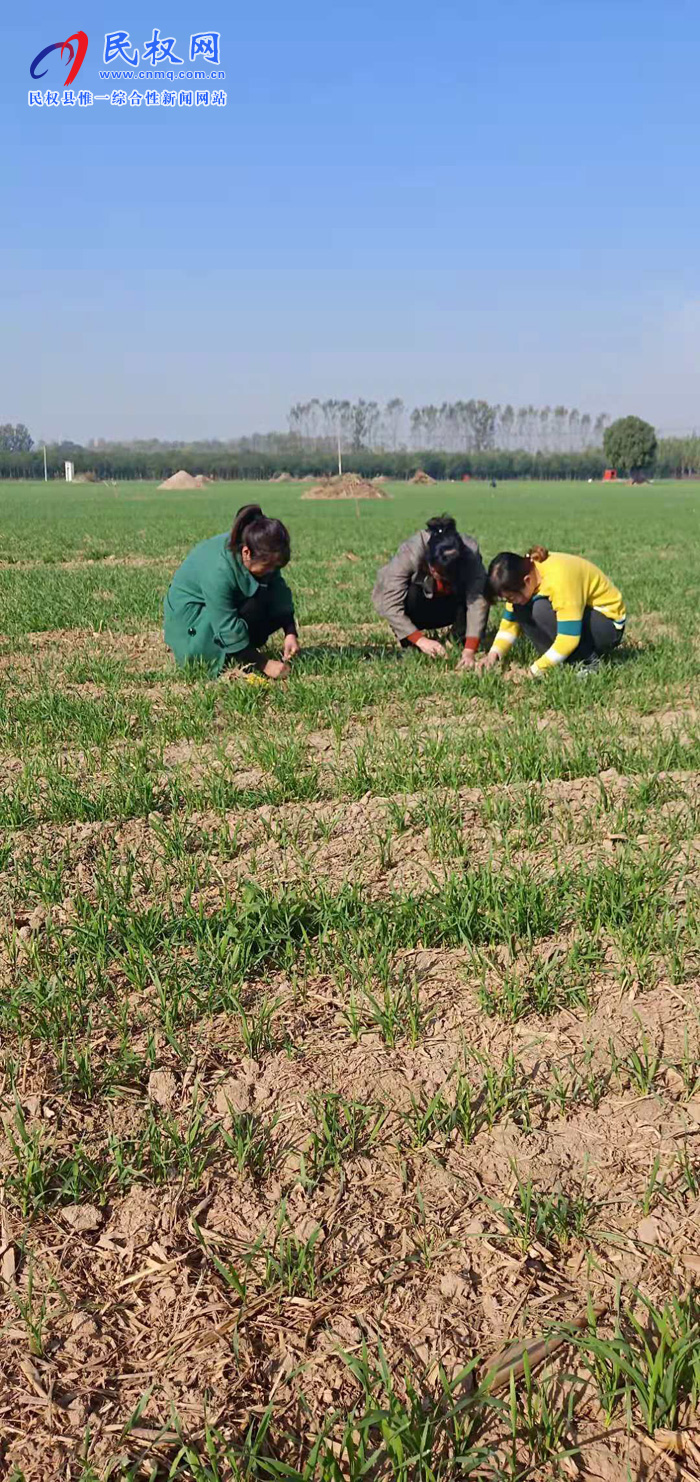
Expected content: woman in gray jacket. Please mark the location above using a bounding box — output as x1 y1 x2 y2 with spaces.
372 515 489 668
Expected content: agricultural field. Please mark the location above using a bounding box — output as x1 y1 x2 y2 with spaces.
1 477 700 1481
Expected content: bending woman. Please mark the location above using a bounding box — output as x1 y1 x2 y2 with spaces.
164 504 299 678
372 515 489 668
480 545 626 676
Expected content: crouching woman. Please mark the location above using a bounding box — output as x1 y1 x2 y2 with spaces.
164 504 299 679
479 546 626 677
372 515 489 668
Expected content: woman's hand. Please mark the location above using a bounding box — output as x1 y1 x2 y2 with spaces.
415 636 447 659
262 658 290 680
455 648 476 671
475 649 502 673
283 632 300 662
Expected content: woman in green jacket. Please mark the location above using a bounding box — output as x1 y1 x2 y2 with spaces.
164 504 299 679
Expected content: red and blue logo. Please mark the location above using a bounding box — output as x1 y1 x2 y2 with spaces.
30 32 88 87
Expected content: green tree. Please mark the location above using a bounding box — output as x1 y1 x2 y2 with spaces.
603 415 657 478
0 422 33 451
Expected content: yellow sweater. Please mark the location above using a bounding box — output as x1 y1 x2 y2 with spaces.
492 551 626 674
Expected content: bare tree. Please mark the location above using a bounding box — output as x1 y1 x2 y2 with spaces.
410 407 424 448
383 398 405 450
553 406 568 452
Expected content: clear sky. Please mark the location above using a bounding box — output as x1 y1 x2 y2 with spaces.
3 1 699 442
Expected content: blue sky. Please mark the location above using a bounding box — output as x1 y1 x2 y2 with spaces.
3 1 699 442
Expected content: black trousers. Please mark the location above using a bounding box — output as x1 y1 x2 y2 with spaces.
237 591 288 647
223 591 293 669
402 581 464 645
512 596 624 662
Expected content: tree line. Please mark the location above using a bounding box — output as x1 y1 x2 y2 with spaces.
1 415 698 481
0 444 681 482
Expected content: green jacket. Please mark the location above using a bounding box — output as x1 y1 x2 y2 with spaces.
164 533 295 675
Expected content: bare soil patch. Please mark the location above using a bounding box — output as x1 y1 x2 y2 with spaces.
158 470 212 490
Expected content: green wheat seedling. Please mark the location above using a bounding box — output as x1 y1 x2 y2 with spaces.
504 1352 579 1478
142 1103 220 1185
220 1109 278 1180
236 995 281 1058
341 960 425 1048
478 936 598 1023
302 1091 389 1181
7 1258 67 1358
360 970 424 1047
3 1104 110 1214
675 1145 700 1198
248 1205 325 1300
638 1153 670 1216
674 1024 700 1096
410 793 470 863
337 1339 496 1475
609 1021 663 1093
405 1072 480 1146
164 1411 283 1482
571 1290 700 1433
405 1086 458 1147
486 1173 596 1255
57 1029 102 1098
469 1049 535 1131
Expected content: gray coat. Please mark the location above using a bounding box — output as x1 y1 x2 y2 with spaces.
372 529 489 644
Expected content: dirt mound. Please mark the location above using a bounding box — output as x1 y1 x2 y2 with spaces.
72 472 96 484
373 475 388 484
193 473 212 487
158 470 199 490
301 473 389 501
410 469 436 485
269 472 292 482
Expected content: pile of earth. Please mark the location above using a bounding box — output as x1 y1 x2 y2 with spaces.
301 473 390 501
158 470 212 490
409 469 436 485
268 472 293 482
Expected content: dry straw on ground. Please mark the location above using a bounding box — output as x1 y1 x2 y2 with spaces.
409 468 436 484
301 473 390 500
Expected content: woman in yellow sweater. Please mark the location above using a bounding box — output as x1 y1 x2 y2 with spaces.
479 545 626 676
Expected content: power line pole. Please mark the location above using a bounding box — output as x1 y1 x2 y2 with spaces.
43 445 48 482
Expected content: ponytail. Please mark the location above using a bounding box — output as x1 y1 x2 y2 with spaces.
487 545 547 600
229 504 291 569
230 503 263 549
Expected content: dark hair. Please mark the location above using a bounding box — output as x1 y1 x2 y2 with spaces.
229 503 291 568
487 546 549 600
425 514 466 582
